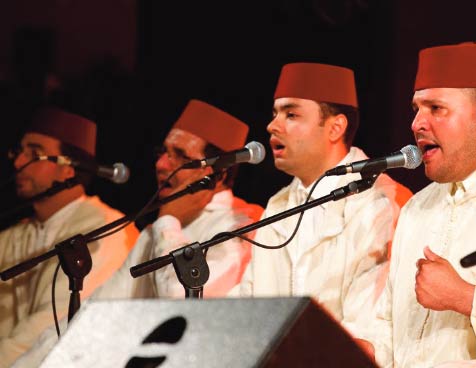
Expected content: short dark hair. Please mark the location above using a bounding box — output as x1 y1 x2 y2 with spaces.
319 102 359 148
59 142 95 188
204 143 239 189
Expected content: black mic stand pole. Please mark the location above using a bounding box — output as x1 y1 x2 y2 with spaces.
0 171 223 321
130 175 379 298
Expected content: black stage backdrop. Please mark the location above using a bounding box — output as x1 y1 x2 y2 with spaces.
0 0 475 230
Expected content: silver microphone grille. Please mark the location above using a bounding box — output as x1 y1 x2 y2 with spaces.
245 141 266 164
112 163 130 184
401 144 422 169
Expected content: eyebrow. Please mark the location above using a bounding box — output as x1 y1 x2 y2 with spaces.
23 142 45 151
172 146 191 159
412 98 446 107
273 102 302 112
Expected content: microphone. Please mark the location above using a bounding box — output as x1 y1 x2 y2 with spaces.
37 155 130 184
325 144 422 176
181 141 266 170
460 251 476 268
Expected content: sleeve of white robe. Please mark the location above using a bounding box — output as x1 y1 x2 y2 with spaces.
339 193 394 336
0 223 136 368
151 214 251 298
362 211 405 368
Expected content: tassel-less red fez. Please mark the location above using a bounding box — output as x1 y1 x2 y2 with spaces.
414 42 476 90
274 63 358 108
172 100 249 151
27 107 97 157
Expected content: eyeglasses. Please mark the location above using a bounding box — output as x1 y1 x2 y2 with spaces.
7 146 45 162
153 145 198 167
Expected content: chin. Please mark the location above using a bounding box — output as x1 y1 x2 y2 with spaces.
273 160 290 175
425 169 453 184
16 190 33 199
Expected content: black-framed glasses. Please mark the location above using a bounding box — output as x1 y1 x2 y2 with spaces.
153 145 198 168
7 146 44 162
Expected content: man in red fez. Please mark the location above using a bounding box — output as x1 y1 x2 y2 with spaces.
231 62 412 337
89 99 263 299
359 42 476 367
0 106 139 367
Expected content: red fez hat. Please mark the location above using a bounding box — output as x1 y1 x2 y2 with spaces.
27 107 97 157
414 42 476 90
274 63 358 107
172 100 249 151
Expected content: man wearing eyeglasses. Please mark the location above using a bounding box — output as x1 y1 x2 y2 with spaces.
11 100 264 367
0 106 139 368
91 99 263 299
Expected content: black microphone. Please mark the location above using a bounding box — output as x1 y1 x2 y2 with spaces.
181 141 266 170
37 156 130 184
325 145 422 176
460 251 476 268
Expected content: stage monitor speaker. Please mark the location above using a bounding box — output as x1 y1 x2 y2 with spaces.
39 297 376 367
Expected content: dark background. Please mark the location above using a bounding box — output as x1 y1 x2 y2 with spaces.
0 0 475 230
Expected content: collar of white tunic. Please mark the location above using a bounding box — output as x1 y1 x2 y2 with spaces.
293 146 365 205
20 195 88 255
203 189 233 211
455 169 476 193
266 147 367 242
31 195 87 230
445 169 476 204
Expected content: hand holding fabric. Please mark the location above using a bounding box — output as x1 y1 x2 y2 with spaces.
159 188 214 227
415 246 475 316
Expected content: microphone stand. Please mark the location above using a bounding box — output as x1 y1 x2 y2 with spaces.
0 171 223 321
130 175 378 298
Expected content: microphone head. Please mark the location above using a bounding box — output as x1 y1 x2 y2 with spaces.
112 163 130 184
245 141 266 164
401 144 422 169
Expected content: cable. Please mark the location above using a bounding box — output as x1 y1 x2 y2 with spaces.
88 165 184 242
48 164 218 323
211 174 326 250
51 262 62 338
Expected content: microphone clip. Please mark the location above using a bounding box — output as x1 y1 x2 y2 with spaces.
185 171 224 193
360 165 386 179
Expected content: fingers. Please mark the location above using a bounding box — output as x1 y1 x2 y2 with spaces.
423 246 441 261
415 257 430 281
416 258 427 270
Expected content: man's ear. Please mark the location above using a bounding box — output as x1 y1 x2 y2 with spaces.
327 114 348 143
